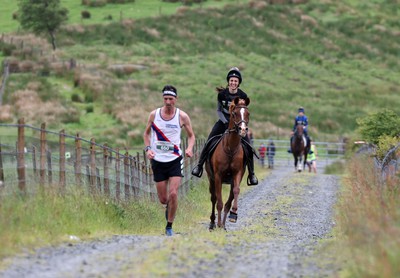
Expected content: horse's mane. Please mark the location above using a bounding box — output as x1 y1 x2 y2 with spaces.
229 98 246 113
229 101 235 113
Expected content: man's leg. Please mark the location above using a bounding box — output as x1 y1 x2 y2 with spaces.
156 180 168 206
166 176 181 223
156 176 180 236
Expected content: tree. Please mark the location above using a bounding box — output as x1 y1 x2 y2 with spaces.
17 0 68 50
356 109 400 145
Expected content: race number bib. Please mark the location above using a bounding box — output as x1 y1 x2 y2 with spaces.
155 141 175 152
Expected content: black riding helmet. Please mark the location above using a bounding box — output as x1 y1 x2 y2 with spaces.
226 67 242 84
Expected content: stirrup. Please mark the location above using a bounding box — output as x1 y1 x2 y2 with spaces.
191 165 203 178
247 175 258 186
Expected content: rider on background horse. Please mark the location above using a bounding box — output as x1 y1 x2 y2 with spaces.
288 107 312 153
191 67 258 186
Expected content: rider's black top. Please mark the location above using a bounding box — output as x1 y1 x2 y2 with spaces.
217 88 248 124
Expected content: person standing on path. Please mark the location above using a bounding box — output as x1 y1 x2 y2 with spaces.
266 139 276 169
143 85 195 236
307 138 318 173
258 143 267 168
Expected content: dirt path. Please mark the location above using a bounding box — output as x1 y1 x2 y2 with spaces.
0 165 341 278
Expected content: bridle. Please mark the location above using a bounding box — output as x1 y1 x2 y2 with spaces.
294 125 304 138
227 105 249 135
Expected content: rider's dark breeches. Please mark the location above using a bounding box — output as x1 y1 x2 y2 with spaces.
197 120 227 165
207 120 227 140
243 135 255 175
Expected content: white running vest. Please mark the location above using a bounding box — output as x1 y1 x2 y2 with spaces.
151 108 182 162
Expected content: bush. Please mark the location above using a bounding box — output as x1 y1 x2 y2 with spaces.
0 41 17 56
107 0 135 3
356 109 400 145
81 10 91 19
86 104 94 113
376 135 399 161
82 0 107 7
71 93 83 103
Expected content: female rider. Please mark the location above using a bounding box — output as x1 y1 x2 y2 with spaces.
191 67 258 186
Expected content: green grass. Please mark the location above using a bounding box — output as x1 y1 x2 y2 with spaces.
0 162 268 261
0 0 249 33
2 0 400 145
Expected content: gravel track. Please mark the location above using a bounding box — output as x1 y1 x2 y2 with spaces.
0 164 340 278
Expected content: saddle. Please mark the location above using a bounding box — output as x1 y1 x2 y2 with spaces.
205 134 259 184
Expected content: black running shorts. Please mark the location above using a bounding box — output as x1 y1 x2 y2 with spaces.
151 156 183 182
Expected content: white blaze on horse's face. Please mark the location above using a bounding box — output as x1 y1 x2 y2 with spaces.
238 107 248 137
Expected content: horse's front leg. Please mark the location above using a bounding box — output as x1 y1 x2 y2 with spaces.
298 156 303 172
228 176 241 224
210 194 216 230
209 179 216 230
293 155 298 172
215 176 224 228
223 183 234 227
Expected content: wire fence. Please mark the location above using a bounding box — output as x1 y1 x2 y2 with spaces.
377 143 400 182
252 139 346 168
355 142 400 184
6 119 394 199
0 119 204 201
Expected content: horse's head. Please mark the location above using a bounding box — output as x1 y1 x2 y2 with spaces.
229 97 250 137
295 124 304 138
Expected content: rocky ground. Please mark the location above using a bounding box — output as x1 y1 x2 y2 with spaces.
0 163 341 278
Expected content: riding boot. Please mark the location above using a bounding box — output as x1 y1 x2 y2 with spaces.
287 136 293 153
246 150 258 186
307 137 313 154
191 143 210 178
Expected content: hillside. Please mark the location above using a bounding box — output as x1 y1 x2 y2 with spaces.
1 0 399 147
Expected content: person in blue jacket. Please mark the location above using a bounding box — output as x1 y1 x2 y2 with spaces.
288 107 311 153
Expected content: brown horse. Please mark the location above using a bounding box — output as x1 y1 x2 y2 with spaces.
291 124 308 172
205 97 250 230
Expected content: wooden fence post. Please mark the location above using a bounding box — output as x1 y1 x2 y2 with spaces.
32 146 37 179
40 123 46 185
181 139 188 195
0 144 4 184
59 129 66 189
115 149 121 201
17 118 26 192
124 151 130 200
103 144 110 197
130 155 137 197
89 138 96 194
47 149 52 184
96 168 101 192
75 133 82 186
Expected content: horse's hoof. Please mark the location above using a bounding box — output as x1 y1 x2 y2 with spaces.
209 223 216 230
228 211 238 223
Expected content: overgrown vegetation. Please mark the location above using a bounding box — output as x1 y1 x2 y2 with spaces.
356 109 400 159
335 156 400 277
